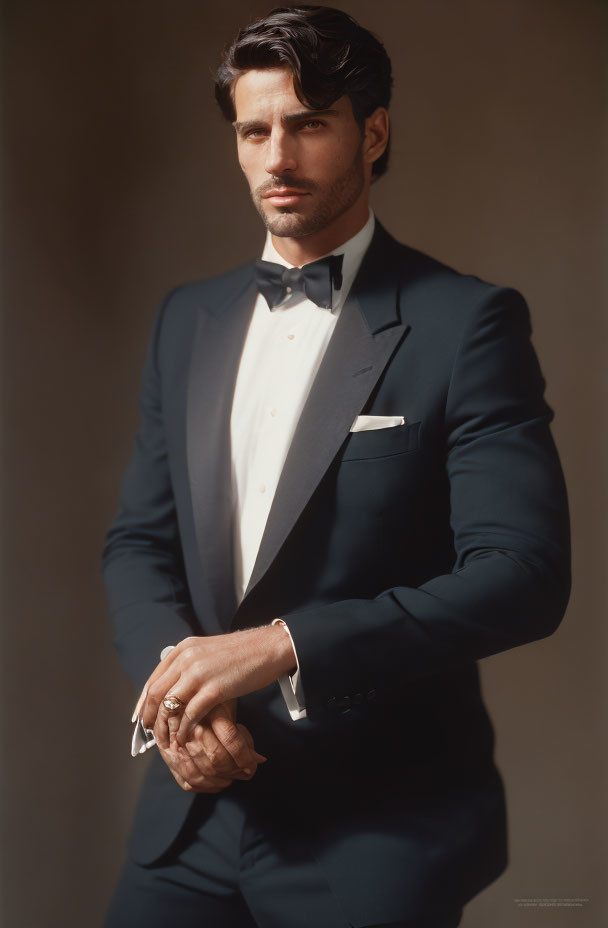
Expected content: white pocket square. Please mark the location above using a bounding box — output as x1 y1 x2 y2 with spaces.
350 415 405 432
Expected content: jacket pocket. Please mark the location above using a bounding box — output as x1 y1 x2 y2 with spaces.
340 420 421 462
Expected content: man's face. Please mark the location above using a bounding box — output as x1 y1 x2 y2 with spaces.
233 67 367 239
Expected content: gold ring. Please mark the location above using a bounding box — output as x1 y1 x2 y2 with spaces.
163 695 185 713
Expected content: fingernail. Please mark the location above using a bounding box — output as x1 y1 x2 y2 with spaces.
243 767 253 775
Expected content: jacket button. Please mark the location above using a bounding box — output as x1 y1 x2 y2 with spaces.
352 692 364 705
366 689 376 701
339 695 352 709
326 697 337 711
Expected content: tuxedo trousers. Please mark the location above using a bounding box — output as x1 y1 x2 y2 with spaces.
104 785 463 928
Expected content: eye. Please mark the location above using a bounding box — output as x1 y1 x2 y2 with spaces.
243 128 268 140
300 119 324 130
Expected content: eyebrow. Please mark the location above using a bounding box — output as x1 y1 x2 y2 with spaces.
233 108 340 134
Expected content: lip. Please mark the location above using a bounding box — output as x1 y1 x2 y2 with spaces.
263 188 310 207
263 187 309 197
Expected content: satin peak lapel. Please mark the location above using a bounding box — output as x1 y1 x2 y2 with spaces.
186 273 256 629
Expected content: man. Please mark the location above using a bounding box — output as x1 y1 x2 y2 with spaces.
102 6 570 927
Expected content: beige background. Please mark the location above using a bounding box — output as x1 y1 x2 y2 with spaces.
2 1 606 925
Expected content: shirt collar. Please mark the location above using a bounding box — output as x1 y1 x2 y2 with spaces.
260 209 375 313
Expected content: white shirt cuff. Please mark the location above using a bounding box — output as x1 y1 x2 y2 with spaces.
272 618 307 720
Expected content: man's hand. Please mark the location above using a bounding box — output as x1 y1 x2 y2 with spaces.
156 698 267 793
140 625 296 746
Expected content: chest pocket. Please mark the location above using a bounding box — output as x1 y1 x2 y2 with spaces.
340 420 421 462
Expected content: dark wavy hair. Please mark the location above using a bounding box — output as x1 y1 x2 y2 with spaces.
215 5 393 180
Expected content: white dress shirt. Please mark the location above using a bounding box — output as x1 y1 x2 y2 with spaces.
230 210 376 720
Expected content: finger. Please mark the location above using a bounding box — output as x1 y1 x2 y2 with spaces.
184 722 239 777
172 771 193 791
141 666 183 730
139 648 181 712
131 686 148 723
160 732 242 794
143 637 191 690
160 696 198 751
154 695 187 751
192 721 266 776
169 747 233 793
208 713 260 770
166 763 193 791
186 743 255 783
185 716 265 779
202 722 243 774
175 685 221 745
160 741 211 790
192 775 234 794
167 711 182 747
216 723 264 779
185 736 231 778
171 767 232 793
131 643 182 723
140 636 201 727
236 722 268 764
231 767 258 780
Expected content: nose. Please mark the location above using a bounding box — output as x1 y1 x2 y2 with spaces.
264 126 297 175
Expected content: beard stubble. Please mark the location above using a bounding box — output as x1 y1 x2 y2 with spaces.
252 141 366 239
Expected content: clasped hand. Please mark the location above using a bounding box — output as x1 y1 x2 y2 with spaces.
133 625 295 792
154 697 267 793
137 625 294 746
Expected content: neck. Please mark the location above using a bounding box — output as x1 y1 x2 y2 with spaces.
270 197 370 267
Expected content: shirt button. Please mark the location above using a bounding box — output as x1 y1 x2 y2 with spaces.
270 409 277 417
286 286 292 293
259 484 266 494
287 334 295 340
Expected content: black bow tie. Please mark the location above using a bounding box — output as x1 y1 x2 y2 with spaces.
255 253 344 310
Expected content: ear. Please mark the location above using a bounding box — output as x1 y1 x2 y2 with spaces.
363 107 389 168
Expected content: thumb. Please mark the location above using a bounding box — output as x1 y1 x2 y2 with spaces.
208 700 238 724
237 722 268 763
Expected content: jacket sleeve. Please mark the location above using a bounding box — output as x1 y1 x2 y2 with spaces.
283 287 571 714
102 290 199 693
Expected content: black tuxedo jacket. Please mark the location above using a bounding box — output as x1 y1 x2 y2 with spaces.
103 221 570 926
